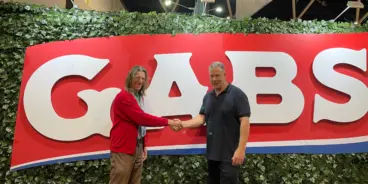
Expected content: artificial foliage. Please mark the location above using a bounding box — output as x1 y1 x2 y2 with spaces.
0 1 368 183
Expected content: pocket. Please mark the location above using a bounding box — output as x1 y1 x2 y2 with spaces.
206 121 214 136
109 154 116 176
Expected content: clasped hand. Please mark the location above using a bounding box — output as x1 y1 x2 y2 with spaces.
168 119 183 132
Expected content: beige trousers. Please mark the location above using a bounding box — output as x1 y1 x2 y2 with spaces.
109 142 144 184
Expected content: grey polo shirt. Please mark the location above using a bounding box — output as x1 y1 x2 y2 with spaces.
199 83 251 162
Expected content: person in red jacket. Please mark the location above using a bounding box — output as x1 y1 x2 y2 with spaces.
109 65 181 184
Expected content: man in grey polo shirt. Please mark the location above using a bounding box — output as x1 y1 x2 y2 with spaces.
176 61 251 184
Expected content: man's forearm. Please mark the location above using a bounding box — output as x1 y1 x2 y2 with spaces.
238 117 250 150
182 115 205 128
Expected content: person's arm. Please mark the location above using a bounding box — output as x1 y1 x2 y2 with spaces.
232 91 251 166
237 117 250 151
142 135 148 161
182 114 205 128
116 92 176 127
181 96 206 128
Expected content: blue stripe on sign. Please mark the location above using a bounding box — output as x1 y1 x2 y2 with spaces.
10 141 368 171
148 141 368 155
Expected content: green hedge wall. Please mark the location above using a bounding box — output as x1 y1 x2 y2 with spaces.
1 2 368 183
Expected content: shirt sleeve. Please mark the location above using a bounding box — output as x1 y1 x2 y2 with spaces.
116 92 169 126
235 91 251 118
199 95 206 115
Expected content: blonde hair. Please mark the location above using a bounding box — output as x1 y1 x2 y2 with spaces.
124 65 148 96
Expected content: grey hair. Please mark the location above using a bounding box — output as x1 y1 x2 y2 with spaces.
209 61 225 72
124 65 148 96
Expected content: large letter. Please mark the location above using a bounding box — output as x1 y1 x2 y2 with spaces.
23 55 121 141
226 51 304 124
144 53 208 125
313 48 367 123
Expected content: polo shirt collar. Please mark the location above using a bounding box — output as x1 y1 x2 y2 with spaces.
211 83 232 95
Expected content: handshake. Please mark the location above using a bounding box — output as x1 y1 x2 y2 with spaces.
168 119 183 132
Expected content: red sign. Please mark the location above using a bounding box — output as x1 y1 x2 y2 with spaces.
11 33 368 171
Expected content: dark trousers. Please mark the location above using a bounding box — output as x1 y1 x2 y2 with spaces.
207 160 240 184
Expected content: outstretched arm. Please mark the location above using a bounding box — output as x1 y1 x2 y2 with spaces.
181 114 205 128
171 95 207 131
115 92 179 127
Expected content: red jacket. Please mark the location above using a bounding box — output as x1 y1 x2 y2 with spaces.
110 90 168 154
